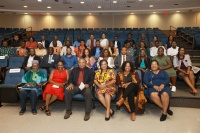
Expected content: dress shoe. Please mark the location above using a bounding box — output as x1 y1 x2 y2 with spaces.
64 110 72 119
167 109 173 116
110 109 115 117
19 110 25 116
105 116 110 121
160 114 167 121
32 111 37 115
130 112 136 121
116 98 124 107
84 112 90 121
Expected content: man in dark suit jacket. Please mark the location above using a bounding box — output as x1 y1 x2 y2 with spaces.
41 35 50 49
114 47 133 69
91 40 103 59
112 36 121 52
22 48 41 71
40 47 60 74
64 58 94 121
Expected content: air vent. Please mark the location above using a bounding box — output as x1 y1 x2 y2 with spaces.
127 0 136 3
62 0 71 4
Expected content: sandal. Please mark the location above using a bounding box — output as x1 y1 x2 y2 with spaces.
39 105 46 111
45 110 51 116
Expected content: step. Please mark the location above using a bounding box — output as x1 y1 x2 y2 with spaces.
192 63 200 67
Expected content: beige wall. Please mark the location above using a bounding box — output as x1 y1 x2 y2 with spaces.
0 12 200 31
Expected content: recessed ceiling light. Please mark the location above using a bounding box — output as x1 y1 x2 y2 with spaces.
131 13 134 14
89 13 91 15
80 1 84 4
153 12 156 13
38 0 42 2
113 1 117 3
24 13 28 14
98 6 101 8
47 6 51 8
139 0 143 1
46 13 49 14
23 6 27 8
176 11 180 12
68 13 71 15
149 5 153 7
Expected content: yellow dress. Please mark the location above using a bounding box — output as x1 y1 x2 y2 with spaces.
94 69 116 96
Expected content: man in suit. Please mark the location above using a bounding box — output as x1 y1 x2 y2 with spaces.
112 36 121 52
86 34 96 49
22 48 41 72
114 47 133 70
40 47 60 75
91 40 103 59
41 35 50 49
64 58 94 121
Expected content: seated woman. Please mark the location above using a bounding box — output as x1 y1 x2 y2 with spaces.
152 47 177 91
97 49 115 69
35 42 47 58
165 35 174 49
74 39 87 58
135 41 150 57
94 60 116 121
16 40 28 57
135 49 150 77
143 60 173 121
116 61 141 121
19 60 47 115
173 47 198 95
25 37 37 49
41 61 69 116
82 48 96 69
108 41 119 60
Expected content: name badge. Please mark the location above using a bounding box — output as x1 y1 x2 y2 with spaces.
9 68 21 73
0 56 5 59
51 60 54 62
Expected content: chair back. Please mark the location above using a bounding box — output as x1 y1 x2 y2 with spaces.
39 68 47 77
0 57 7 67
4 69 25 85
136 70 142 85
8 56 24 68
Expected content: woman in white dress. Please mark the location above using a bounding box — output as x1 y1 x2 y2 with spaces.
100 33 109 49
97 49 115 69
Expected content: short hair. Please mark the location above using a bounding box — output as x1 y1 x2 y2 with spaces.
153 35 158 39
80 39 85 43
128 33 132 36
90 33 94 36
20 40 26 43
158 46 164 51
57 60 64 65
66 47 72 51
151 60 159 66
121 61 135 73
48 47 54 52
114 36 118 38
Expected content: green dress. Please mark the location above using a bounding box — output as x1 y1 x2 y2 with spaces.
152 56 176 77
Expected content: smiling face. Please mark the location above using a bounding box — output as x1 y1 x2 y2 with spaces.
140 49 146 57
157 47 164 56
121 47 127 55
84 49 89 56
151 61 159 71
102 34 106 39
103 49 109 57
57 61 64 70
78 58 86 69
32 63 39 72
172 41 177 48
179 47 185 55
140 42 145 48
100 60 108 71
125 62 131 72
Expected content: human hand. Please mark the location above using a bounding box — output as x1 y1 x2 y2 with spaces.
153 85 159 91
158 84 164 91
84 84 89 88
66 84 74 90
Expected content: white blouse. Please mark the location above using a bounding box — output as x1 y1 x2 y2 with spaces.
97 57 115 69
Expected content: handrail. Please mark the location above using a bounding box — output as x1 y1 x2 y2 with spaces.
170 26 195 57
0 26 32 43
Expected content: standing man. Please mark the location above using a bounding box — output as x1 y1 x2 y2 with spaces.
112 36 121 52
124 33 136 48
86 34 96 49
64 58 94 121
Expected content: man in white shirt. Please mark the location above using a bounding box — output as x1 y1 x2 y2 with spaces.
60 40 76 56
150 40 166 57
167 41 179 57
86 34 96 49
49 35 63 47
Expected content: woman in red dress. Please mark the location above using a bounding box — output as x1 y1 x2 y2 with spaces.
40 61 69 116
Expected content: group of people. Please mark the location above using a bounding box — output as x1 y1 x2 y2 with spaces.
1 32 199 122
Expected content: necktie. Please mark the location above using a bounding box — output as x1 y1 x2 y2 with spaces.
123 55 125 63
77 69 84 86
91 40 94 49
48 55 52 64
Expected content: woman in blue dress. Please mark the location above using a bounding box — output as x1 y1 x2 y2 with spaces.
143 60 173 121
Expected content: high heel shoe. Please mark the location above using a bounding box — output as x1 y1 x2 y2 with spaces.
190 90 197 96
110 109 115 117
105 116 110 121
130 112 136 121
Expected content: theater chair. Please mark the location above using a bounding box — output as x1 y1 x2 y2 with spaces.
0 57 8 80
7 56 25 69
0 69 24 107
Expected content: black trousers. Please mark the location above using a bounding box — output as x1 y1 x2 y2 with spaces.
122 83 139 113
65 86 92 113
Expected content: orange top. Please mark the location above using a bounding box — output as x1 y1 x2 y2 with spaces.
25 41 37 49
53 46 61 55
74 45 86 57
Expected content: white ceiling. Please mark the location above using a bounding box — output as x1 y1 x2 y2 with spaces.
0 0 200 15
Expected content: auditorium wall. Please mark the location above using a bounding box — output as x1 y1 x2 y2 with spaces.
0 12 199 31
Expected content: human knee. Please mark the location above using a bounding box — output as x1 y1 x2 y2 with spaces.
161 92 169 98
150 92 158 99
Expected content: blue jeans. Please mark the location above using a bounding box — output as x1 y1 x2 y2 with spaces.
19 90 37 112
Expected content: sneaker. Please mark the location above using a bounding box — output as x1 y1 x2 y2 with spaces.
84 112 90 121
64 110 72 119
171 86 176 92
